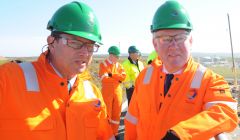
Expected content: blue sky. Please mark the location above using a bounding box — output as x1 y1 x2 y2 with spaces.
1 0 239 57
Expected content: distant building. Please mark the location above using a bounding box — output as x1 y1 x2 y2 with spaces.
198 56 229 67
200 56 214 66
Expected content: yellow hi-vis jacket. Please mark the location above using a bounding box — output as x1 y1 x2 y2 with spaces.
122 58 144 89
0 52 115 140
125 58 238 140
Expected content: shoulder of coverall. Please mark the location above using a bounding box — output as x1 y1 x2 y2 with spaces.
0 62 22 80
200 63 231 90
133 64 152 88
171 57 227 88
0 61 34 106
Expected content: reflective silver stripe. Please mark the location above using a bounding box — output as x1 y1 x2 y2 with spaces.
121 100 128 112
19 62 39 92
110 119 120 125
107 59 112 64
83 80 97 99
213 133 229 140
143 66 153 84
125 112 138 125
116 62 119 69
100 73 108 81
204 101 238 111
109 135 116 140
190 64 207 88
103 61 107 67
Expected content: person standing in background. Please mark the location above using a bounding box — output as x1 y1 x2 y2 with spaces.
99 46 126 140
122 46 144 105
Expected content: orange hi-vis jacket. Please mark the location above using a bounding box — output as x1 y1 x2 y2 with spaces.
99 58 126 135
125 58 238 140
0 53 115 140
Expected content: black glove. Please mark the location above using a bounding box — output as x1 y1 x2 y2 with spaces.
108 73 112 77
162 130 180 140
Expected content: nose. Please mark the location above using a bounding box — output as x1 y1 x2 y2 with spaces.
77 46 90 56
168 39 178 48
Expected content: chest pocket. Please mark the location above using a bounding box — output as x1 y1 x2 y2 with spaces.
185 65 206 104
66 81 102 139
177 65 207 117
0 108 53 131
66 99 102 139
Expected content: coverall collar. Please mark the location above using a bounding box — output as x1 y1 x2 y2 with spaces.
128 56 138 65
107 58 113 64
50 61 77 87
162 64 182 75
38 51 77 87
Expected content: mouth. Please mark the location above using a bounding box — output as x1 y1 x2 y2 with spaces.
75 60 87 65
169 54 178 57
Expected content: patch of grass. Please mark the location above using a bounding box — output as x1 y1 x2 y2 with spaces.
0 60 9 65
208 66 240 79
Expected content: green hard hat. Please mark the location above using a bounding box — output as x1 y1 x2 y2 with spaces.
128 46 139 54
47 1 102 44
108 46 120 56
151 1 192 32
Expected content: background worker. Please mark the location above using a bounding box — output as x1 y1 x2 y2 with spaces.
125 1 238 140
0 1 114 140
99 46 126 139
147 50 158 64
122 46 144 105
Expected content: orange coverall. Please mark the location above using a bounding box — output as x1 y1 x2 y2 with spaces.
125 58 238 140
99 58 126 135
0 52 114 140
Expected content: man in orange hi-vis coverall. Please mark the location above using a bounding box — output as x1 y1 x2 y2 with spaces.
99 46 126 140
0 1 115 140
125 1 238 140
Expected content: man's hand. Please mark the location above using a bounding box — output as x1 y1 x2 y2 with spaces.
108 73 112 77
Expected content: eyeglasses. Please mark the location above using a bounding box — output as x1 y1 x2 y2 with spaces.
58 36 100 53
155 32 190 46
113 55 120 59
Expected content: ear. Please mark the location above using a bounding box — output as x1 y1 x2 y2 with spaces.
189 35 193 45
187 34 193 50
47 35 55 45
152 38 158 52
47 35 55 51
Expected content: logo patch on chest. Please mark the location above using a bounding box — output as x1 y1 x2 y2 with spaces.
185 89 198 103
